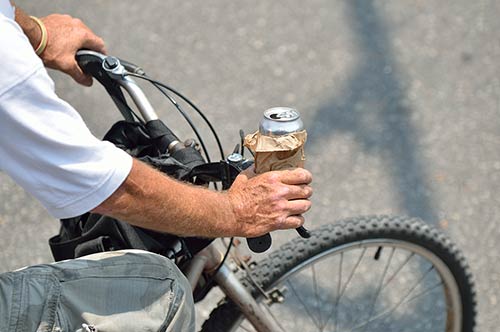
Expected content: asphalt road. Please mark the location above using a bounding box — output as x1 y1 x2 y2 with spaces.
1 1 499 330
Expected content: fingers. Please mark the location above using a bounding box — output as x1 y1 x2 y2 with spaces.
285 199 312 216
283 215 305 228
277 168 312 185
81 33 107 54
228 167 313 237
271 200 310 232
67 63 93 86
71 30 106 86
39 14 107 86
282 184 313 200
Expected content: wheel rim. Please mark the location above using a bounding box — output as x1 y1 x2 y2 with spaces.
231 239 462 332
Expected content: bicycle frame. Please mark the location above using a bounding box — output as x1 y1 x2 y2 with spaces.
188 243 282 332
77 50 281 332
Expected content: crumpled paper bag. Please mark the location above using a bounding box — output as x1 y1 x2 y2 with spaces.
244 130 307 173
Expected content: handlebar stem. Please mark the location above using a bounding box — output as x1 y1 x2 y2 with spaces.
119 77 159 122
101 55 159 122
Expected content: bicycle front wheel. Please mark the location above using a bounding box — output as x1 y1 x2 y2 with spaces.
202 215 476 332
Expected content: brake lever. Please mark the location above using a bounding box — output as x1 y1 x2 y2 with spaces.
296 226 311 238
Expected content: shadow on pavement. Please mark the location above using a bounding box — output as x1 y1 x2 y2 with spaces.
308 0 438 224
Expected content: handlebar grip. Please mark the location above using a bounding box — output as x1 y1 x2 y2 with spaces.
247 233 272 253
76 50 145 77
76 51 106 77
247 226 310 253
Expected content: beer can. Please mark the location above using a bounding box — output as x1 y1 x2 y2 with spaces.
249 106 306 173
259 107 303 136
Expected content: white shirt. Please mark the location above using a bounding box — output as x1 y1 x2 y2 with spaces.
0 2 132 218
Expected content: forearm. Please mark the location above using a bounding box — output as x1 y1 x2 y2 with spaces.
12 4 41 50
92 159 238 238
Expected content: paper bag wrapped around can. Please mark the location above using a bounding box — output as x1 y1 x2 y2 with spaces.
244 130 307 173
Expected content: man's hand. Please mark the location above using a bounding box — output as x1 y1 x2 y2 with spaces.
13 4 106 86
227 167 313 237
40 14 106 86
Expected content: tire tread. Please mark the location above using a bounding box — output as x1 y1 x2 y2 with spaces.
200 215 477 332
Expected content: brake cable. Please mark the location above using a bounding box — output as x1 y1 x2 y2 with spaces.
230 243 272 302
151 81 211 162
125 72 225 161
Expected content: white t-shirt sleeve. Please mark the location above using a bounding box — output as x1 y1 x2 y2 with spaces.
0 0 13 20
0 11 133 219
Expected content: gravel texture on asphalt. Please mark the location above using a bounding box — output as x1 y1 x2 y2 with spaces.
2 1 499 330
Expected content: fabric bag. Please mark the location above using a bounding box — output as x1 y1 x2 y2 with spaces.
0 250 195 332
49 121 212 262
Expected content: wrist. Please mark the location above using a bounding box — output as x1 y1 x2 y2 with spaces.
29 16 48 55
13 8 39 49
204 190 240 237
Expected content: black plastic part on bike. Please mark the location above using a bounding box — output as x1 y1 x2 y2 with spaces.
144 119 180 153
246 226 310 253
247 234 273 253
188 161 241 190
296 225 311 238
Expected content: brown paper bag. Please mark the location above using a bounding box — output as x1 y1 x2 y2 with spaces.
244 130 307 173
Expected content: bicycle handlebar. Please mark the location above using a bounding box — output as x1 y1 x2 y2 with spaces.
76 50 309 253
76 50 184 154
76 50 144 76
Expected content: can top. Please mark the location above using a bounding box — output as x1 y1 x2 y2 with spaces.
260 107 303 136
263 107 300 122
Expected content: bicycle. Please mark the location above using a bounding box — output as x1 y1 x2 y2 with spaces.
62 50 476 332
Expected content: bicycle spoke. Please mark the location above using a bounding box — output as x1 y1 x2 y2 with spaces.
349 281 443 332
286 279 322 329
311 264 325 330
347 265 436 332
340 248 367 300
326 248 367 331
219 214 471 332
405 281 443 306
381 251 415 291
357 247 395 332
261 301 287 332
333 252 343 332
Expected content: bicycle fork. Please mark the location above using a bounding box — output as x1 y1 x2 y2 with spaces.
185 243 282 332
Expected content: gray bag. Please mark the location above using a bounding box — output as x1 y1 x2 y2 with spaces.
0 250 194 332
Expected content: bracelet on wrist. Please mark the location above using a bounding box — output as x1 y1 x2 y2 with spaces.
29 16 48 56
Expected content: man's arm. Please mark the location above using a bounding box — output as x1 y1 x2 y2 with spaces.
5 3 313 238
92 159 313 238
12 3 106 86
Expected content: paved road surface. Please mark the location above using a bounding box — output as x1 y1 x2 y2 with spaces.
2 1 499 330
